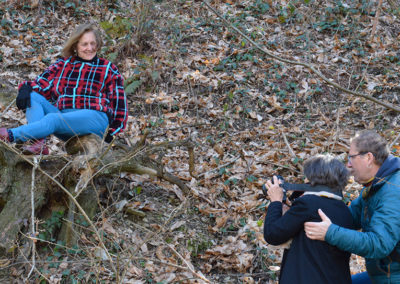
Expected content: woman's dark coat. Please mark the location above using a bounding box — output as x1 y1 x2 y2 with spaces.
264 194 354 284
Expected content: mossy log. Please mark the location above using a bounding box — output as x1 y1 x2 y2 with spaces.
0 134 194 255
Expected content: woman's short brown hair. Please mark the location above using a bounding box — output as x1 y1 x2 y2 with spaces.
303 154 349 192
62 23 103 58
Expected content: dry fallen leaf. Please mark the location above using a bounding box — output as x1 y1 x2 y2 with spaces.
212 215 229 231
170 220 186 231
266 96 284 111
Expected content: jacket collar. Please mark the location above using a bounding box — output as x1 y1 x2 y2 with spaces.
362 155 400 199
74 55 98 64
373 155 400 186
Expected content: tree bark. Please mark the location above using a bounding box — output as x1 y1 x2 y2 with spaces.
0 134 194 255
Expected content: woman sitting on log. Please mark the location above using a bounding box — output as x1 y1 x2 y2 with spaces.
0 23 128 154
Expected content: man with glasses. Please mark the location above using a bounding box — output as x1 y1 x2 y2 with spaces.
304 130 400 283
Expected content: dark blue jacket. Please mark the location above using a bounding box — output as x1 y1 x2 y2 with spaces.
326 155 400 283
264 194 353 284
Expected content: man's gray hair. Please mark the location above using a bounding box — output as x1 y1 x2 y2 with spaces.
351 130 389 165
303 154 349 192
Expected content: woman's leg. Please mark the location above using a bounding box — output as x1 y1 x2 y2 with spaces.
12 109 108 142
352 272 373 284
10 92 60 142
54 109 109 141
26 92 60 123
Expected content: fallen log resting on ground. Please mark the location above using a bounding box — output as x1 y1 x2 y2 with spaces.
0 133 195 255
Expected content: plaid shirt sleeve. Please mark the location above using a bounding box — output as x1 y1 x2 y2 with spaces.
18 59 65 102
106 63 128 136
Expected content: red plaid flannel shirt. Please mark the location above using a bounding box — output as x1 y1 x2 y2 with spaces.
19 56 128 136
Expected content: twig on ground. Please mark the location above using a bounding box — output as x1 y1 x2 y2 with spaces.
148 123 210 138
131 256 190 270
18 245 51 283
143 200 188 244
166 243 210 283
256 160 301 174
197 156 240 178
126 199 189 259
0 99 16 117
25 157 38 281
387 0 397 10
370 0 383 42
329 95 346 154
281 132 296 159
389 132 400 149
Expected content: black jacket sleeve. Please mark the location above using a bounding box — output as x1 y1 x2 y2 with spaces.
264 198 310 245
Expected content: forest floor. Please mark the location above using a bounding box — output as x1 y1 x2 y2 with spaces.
1 0 400 283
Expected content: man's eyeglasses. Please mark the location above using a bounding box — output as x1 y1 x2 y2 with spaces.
347 152 368 163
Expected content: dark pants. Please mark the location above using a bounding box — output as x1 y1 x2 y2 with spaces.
352 272 372 284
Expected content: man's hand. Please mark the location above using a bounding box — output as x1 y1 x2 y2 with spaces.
304 209 332 241
265 175 284 202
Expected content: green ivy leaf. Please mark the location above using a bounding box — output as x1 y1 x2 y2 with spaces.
125 80 142 94
107 52 118 62
151 71 160 81
62 269 71 276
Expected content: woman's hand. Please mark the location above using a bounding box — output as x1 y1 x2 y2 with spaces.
282 203 291 215
264 176 284 202
16 84 33 110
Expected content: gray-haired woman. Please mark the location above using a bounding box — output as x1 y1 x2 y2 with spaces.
263 154 354 284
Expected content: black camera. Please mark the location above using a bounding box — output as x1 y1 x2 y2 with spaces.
261 176 337 203
261 175 292 202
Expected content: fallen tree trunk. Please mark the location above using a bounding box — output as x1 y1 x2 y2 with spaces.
0 133 195 255
0 146 51 254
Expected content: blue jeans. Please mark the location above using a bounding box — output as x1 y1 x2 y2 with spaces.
11 92 109 142
352 272 373 284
